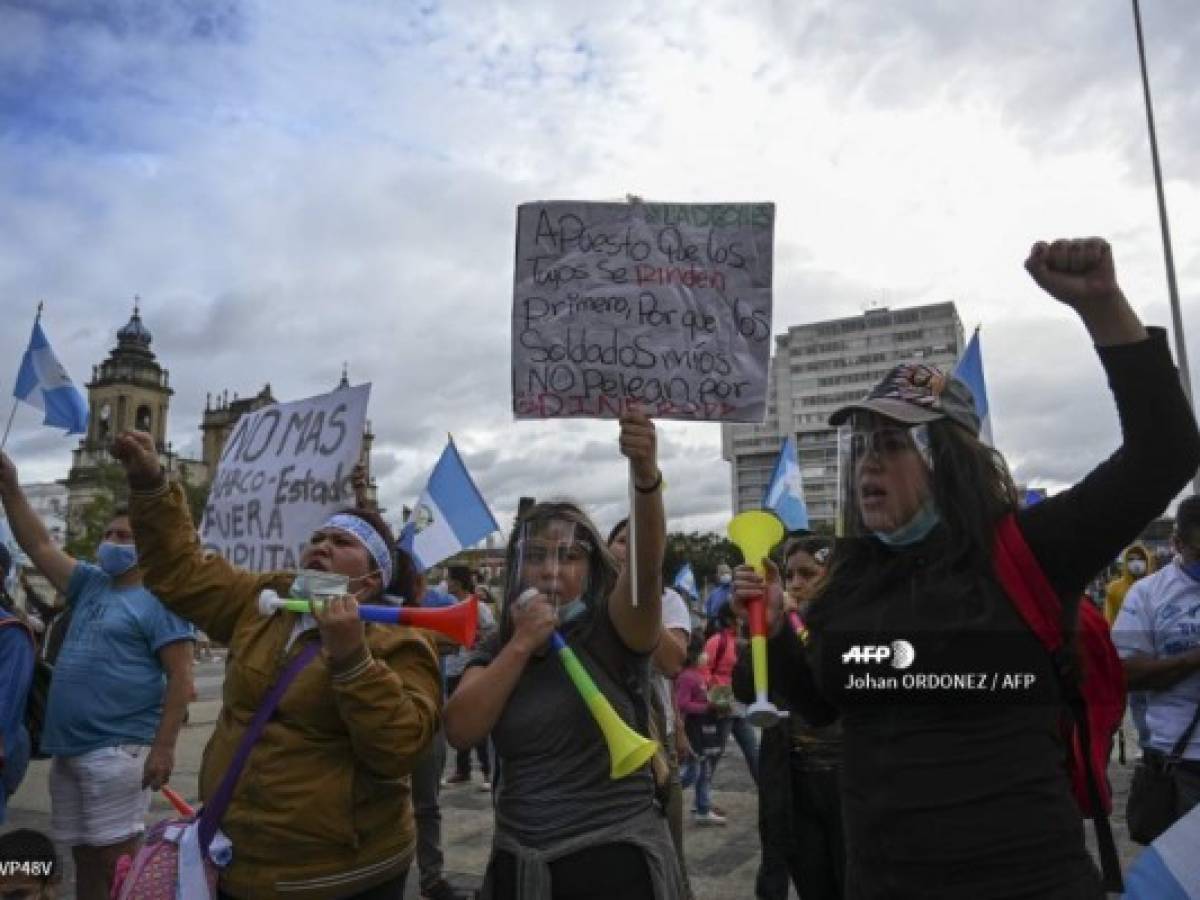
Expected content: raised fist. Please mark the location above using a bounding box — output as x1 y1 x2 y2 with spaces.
1024 237 1121 309
111 431 163 485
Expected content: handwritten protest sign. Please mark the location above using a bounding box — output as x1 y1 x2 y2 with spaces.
512 201 774 422
200 384 370 571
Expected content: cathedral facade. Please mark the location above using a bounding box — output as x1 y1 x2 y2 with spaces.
64 306 376 542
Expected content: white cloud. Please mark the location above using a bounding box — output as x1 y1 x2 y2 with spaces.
2 0 1198 538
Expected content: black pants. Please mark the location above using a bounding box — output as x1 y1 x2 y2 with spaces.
756 761 844 900
219 869 407 900
455 739 491 778
488 843 654 900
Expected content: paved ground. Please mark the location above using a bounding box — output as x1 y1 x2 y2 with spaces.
3 656 1142 898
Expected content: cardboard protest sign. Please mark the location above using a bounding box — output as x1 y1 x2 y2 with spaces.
512 201 774 422
200 384 370 571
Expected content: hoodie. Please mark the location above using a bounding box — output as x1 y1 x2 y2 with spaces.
1104 542 1156 624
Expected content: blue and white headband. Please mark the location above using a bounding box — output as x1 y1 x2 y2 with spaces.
325 514 393 588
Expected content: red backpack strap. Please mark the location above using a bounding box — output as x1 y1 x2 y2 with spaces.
991 513 1063 652
991 512 1125 893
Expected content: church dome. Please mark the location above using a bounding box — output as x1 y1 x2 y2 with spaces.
117 304 152 348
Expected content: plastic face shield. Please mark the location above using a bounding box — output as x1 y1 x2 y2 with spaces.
835 417 933 537
512 520 592 607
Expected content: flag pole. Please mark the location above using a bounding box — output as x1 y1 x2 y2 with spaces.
1132 0 1198 493
0 302 44 452
0 402 18 452
627 465 638 608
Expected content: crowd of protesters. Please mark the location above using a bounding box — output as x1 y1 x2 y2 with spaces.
2 237 1200 899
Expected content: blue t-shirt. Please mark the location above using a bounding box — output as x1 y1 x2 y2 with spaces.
0 610 34 824
1112 561 1200 760
40 563 194 757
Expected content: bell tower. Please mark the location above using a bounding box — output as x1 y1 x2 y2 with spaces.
64 301 175 540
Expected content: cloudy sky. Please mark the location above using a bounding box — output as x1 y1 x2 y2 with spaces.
2 0 1198 537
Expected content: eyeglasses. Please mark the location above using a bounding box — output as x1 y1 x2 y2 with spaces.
850 428 917 458
521 542 592 566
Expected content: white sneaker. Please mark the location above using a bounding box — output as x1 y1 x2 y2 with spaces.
478 780 492 792
693 810 726 826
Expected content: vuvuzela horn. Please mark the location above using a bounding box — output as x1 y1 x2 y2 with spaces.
550 630 658 779
727 510 787 728
161 785 196 818
257 590 478 647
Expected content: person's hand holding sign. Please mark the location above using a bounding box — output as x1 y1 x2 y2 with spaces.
610 410 665 651
619 412 660 490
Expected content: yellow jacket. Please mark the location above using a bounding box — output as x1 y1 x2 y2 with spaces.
130 482 441 898
1103 543 1156 625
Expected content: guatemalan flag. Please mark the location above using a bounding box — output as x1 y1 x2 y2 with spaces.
1123 803 1200 899
953 327 993 446
673 563 697 600
764 435 809 532
399 438 499 572
14 319 88 435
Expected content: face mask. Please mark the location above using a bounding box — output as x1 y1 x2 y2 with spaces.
97 541 138 577
718 573 732 585
1180 560 1200 583
1127 559 1147 577
874 499 941 548
557 597 587 625
292 569 350 599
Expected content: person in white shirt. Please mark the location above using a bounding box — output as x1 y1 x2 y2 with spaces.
607 518 695 900
1112 495 1200 836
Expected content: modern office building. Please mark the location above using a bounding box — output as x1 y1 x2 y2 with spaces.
721 301 965 531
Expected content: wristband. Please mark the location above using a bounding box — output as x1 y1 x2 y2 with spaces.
634 470 663 494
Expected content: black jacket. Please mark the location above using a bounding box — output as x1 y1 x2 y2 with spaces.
772 329 1200 899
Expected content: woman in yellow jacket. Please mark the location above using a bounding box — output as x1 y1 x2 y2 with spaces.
1104 543 1155 624
112 431 441 899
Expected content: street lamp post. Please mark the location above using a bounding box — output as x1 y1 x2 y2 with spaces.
1132 0 1199 493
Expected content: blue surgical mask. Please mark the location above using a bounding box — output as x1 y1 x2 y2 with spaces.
874 500 941 548
97 541 138 577
557 597 588 625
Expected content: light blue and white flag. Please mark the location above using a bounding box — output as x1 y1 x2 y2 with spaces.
764 435 809 532
1023 488 1046 508
399 438 499 572
13 318 88 435
1123 802 1200 899
673 563 697 600
953 327 992 446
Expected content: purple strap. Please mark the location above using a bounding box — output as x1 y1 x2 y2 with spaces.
197 640 322 854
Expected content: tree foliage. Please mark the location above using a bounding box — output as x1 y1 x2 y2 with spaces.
65 462 128 559
662 530 741 598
